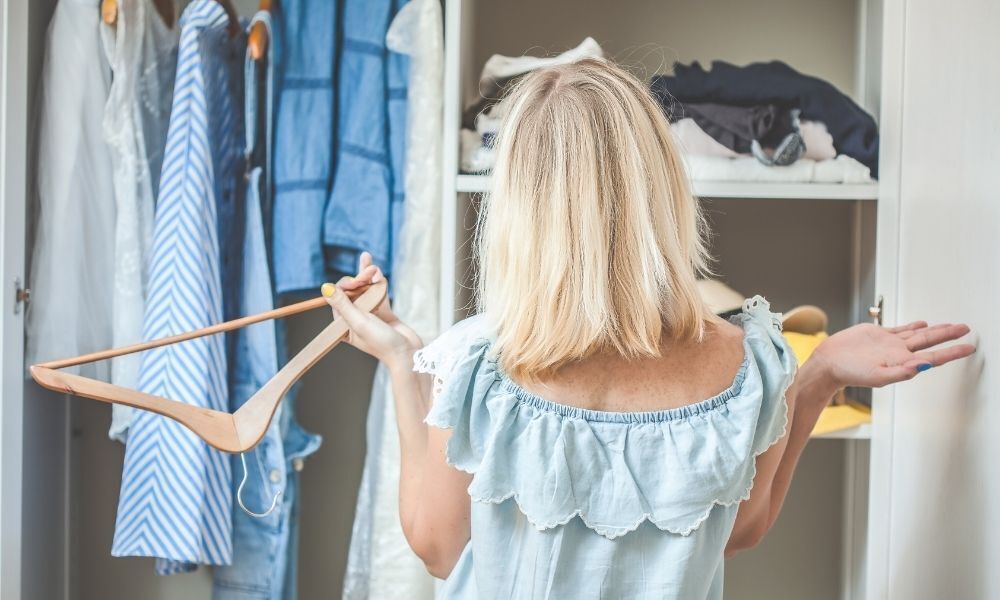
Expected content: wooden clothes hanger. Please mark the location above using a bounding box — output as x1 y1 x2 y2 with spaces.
30 281 386 454
102 0 237 33
247 0 272 61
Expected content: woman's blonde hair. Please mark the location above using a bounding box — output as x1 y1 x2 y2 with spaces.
475 58 714 381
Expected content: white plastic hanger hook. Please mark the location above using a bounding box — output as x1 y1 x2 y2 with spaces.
237 452 282 518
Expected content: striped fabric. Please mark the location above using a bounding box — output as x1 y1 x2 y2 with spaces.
112 0 244 571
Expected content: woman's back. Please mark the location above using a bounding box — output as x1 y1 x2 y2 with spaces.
418 297 796 599
520 319 746 414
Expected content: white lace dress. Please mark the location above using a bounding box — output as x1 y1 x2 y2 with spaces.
100 0 179 441
342 0 444 598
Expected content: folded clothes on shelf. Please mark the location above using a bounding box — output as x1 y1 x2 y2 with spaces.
684 154 872 184
461 129 496 174
662 99 805 166
462 37 604 130
459 38 604 173
672 117 837 162
652 60 880 176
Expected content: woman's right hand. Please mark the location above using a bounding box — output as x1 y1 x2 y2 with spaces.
322 252 423 369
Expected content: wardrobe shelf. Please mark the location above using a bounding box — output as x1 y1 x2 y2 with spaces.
812 423 872 440
456 174 878 200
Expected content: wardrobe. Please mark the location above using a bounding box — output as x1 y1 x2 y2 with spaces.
0 0 995 599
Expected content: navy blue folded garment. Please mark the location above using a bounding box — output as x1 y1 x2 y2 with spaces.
651 60 879 177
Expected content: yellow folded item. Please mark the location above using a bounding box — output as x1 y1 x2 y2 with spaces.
811 403 872 436
782 330 828 365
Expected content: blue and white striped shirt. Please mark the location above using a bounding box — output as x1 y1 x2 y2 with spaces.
112 0 244 572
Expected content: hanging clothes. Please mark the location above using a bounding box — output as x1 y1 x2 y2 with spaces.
100 0 180 442
272 0 408 295
324 0 409 279
271 0 338 294
651 60 880 176
343 1 441 598
213 12 321 600
26 0 116 381
112 0 245 573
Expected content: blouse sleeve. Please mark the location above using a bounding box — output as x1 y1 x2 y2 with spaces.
412 314 498 473
734 295 799 456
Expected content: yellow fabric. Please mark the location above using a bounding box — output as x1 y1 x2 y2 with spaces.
811 404 872 436
783 330 828 365
782 331 872 436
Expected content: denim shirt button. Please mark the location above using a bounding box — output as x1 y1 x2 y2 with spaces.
292 458 305 472
268 469 282 484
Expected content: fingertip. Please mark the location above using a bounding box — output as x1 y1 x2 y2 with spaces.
321 282 335 298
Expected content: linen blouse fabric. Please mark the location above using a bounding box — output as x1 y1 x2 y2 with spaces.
414 297 797 599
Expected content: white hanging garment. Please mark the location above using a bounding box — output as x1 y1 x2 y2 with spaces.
101 0 179 442
343 0 443 597
26 0 116 382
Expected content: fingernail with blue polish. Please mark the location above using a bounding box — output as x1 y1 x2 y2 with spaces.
916 363 933 373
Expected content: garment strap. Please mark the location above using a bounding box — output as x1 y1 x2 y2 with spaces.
244 11 274 188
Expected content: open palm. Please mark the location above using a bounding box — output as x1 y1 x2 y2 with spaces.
812 320 975 389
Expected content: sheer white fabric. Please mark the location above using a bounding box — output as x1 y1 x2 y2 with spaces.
343 0 443 597
101 0 179 442
26 0 116 382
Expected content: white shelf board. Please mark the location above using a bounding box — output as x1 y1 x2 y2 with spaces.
812 423 872 440
457 174 878 200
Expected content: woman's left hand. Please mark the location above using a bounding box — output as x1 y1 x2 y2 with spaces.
811 320 976 390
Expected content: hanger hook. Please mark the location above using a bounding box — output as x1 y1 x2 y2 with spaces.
237 452 282 518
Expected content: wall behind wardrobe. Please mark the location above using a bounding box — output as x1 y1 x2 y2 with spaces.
473 0 860 98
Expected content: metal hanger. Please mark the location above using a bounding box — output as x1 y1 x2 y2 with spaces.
102 0 237 33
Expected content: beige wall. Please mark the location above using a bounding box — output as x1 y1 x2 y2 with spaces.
473 0 860 99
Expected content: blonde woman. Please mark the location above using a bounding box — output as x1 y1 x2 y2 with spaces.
323 59 974 599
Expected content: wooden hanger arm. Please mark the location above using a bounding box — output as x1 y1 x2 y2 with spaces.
31 365 243 451
102 0 118 25
233 280 388 448
248 0 272 61
35 294 352 370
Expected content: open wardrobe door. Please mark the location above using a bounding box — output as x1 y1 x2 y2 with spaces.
868 0 997 597
0 1 63 598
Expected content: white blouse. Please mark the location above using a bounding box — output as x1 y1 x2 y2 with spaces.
27 0 117 382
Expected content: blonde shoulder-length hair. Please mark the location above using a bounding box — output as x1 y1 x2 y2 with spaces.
475 58 714 382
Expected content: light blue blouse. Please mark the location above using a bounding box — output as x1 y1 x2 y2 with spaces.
414 296 797 600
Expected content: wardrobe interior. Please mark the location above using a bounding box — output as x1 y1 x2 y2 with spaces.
19 0 882 598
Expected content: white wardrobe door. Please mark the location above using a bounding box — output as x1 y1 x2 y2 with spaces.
878 0 999 598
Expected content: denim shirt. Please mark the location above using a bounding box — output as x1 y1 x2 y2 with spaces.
272 0 408 294
270 0 337 294
213 12 321 598
414 298 797 600
324 0 409 279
